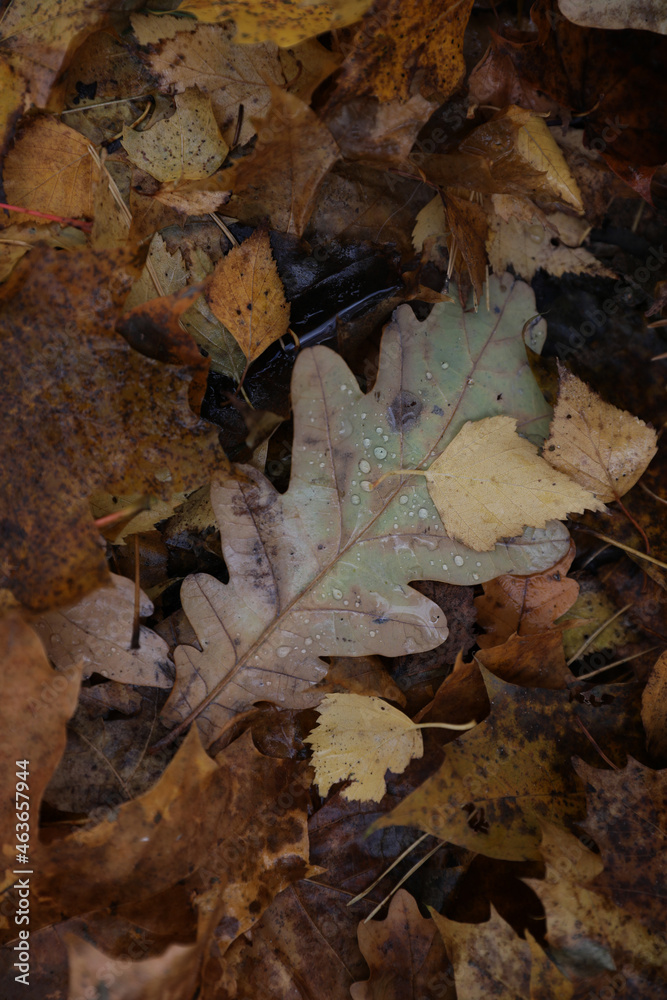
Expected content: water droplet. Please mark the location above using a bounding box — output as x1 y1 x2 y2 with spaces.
399 494 409 504
363 437 371 447
332 588 343 600
418 507 428 519
441 362 449 369
442 563 448 571
369 630 376 638
277 646 290 658
361 412 367 418
472 573 480 581
425 371 433 380
305 637 313 645
476 561 481 567
350 494 361 505
319 462 325 468
528 223 544 244
360 480 373 491
454 555 464 566
374 446 387 459
340 383 347 391
375 426 383 434
393 523 399 530
359 459 371 473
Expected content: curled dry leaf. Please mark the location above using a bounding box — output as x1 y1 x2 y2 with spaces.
220 88 339 237
176 0 374 46
121 88 228 184
3 117 100 224
307 694 423 803
0 613 82 867
350 889 450 1000
413 415 603 551
475 539 579 647
160 276 572 749
32 574 172 688
0 246 222 610
205 228 290 372
544 365 658 502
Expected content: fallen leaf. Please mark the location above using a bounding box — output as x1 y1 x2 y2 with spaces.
177 0 373 45
325 95 437 165
0 613 82 872
205 229 290 372
89 493 189 544
350 889 451 1000
544 366 658 502
444 190 488 304
307 694 424 803
326 0 474 104
475 539 579 647
66 936 201 1000
121 89 228 184
317 655 406 704
558 0 667 33
221 89 339 237
371 668 641 861
0 246 222 610
161 276 571 748
3 117 100 224
431 907 573 999
413 415 603 551
475 630 575 689
0 63 27 160
641 650 667 758
32 574 172 687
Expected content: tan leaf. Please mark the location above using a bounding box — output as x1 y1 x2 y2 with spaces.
412 194 447 253
66 937 201 1000
558 0 667 34
121 89 228 184
444 190 488 304
642 650 667 758
206 229 290 368
221 89 339 237
175 0 373 46
543 367 658 502
0 62 27 160
306 693 423 803
32 574 172 688
3 117 100 224
413 415 604 551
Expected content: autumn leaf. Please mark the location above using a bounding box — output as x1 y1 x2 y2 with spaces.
558 0 667 34
205 228 290 375
220 89 339 237
176 0 374 45
307 694 424 803
3 117 100 224
642 650 667 758
402 415 603 551
121 88 228 184
351 890 450 1000
544 365 658 502
0 246 222 609
66 937 201 1000
160 276 571 748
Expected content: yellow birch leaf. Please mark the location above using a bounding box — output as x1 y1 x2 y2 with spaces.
205 229 290 368
543 367 658 502
121 88 228 184
412 415 604 551
176 0 374 46
306 693 423 803
3 117 99 224
512 109 584 213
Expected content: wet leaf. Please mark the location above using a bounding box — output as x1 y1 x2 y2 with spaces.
177 0 374 45
307 694 423 803
413 415 603 551
205 228 290 369
544 366 658 503
0 246 222 610
350 890 451 1000
121 88 228 184
558 0 667 33
162 275 572 748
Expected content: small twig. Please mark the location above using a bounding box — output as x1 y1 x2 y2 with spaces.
566 603 632 666
94 497 151 530
575 717 619 770
62 94 154 114
577 646 659 682
614 495 650 553
130 534 141 650
640 482 667 506
580 542 611 569
210 213 239 247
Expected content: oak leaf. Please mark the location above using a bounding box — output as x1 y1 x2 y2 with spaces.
121 89 228 184
176 0 373 45
220 89 339 237
350 889 450 1000
307 694 424 803
205 229 290 374
160 276 572 748
0 246 222 610
3 117 100 224
544 366 658 502
413 415 604 551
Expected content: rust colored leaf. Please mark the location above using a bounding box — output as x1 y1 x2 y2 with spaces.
221 89 339 237
205 229 290 370
444 190 488 305
66 936 201 1000
475 630 575 690
351 889 451 1000
326 0 474 105
475 540 579 648
0 246 222 610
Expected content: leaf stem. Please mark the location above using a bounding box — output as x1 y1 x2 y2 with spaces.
413 720 477 731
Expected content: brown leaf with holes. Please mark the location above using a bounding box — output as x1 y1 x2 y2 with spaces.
205 229 290 371
0 246 222 610
220 89 339 236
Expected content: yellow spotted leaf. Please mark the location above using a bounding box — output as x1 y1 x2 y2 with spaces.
176 0 373 46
